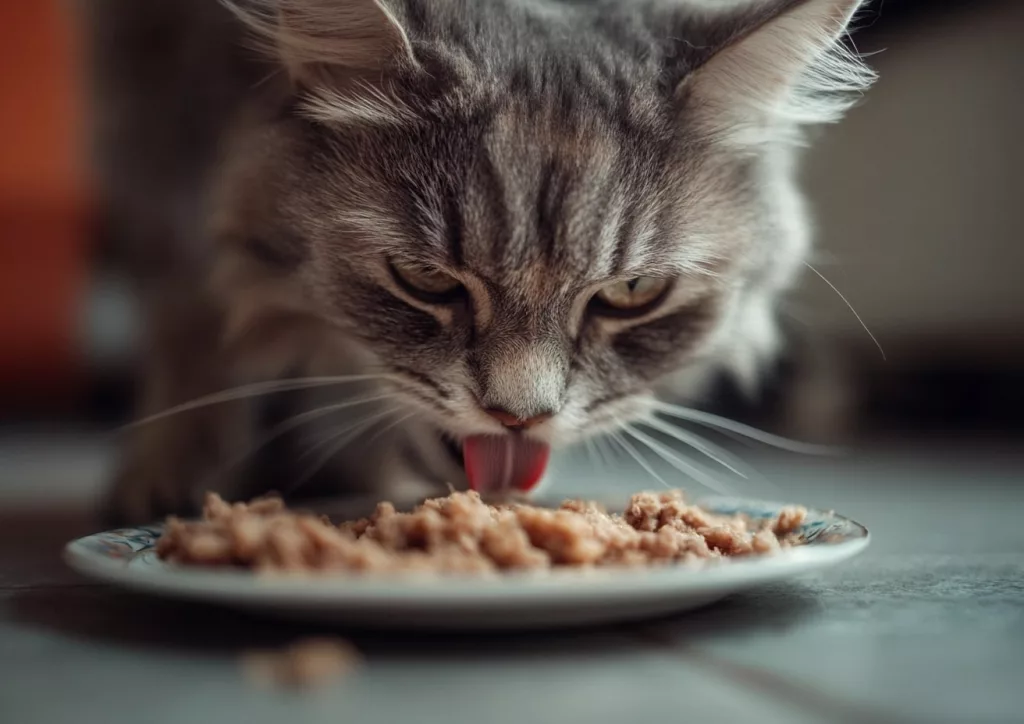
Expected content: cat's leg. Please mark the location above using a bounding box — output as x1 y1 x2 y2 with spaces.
102 286 258 525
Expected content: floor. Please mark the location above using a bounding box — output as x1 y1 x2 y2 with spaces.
1 436 1023 724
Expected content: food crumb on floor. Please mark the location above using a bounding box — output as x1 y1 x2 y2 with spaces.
242 637 360 689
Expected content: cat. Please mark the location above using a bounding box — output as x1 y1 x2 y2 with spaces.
76 0 874 524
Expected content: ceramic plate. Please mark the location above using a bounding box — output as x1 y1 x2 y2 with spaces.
64 496 868 630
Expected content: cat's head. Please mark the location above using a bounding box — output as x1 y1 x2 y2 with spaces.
210 0 873 473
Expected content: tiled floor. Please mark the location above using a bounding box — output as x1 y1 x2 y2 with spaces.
2 436 1023 723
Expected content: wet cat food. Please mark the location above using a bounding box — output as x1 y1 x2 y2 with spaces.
157 490 807 574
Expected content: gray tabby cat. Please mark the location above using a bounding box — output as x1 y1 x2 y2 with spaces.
78 0 874 523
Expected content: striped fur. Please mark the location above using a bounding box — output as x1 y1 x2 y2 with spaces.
79 0 874 523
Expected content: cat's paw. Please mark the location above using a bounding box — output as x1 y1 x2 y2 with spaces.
99 423 242 526
100 462 190 528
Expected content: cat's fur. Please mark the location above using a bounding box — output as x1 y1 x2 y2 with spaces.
77 0 874 523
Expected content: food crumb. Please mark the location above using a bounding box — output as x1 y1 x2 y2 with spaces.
772 506 808 536
242 638 360 690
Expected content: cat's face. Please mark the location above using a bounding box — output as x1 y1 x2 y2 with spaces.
212 0 871 454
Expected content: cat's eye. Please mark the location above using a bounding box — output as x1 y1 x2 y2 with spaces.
389 260 465 304
592 277 671 316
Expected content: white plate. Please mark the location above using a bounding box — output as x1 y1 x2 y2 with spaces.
64 496 868 630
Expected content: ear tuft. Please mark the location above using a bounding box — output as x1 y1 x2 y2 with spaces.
222 0 420 125
223 0 416 78
686 0 876 146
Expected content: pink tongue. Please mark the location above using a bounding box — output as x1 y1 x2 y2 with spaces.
463 435 551 494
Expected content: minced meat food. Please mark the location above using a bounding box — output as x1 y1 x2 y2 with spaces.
156 490 807 574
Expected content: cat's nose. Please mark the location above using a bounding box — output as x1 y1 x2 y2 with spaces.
485 408 553 430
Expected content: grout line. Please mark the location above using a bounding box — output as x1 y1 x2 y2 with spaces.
0 583 105 592
629 628 924 724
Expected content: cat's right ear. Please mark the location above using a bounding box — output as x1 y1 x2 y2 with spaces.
675 0 875 147
224 0 419 87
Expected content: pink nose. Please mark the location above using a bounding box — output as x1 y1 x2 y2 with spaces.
485 408 552 430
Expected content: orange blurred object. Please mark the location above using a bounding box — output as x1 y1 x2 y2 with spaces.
0 1 92 405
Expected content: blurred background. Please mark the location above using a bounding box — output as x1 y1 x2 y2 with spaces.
1 0 1022 509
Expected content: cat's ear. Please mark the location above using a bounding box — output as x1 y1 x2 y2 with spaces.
225 0 418 85
682 0 874 145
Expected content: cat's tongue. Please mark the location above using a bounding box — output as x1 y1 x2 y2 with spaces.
463 435 550 495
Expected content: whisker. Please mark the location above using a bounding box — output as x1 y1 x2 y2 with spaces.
581 437 598 473
601 436 623 468
198 393 400 490
642 417 782 496
363 410 417 447
120 374 390 431
589 434 616 474
285 406 403 496
609 430 671 491
296 405 400 465
639 417 750 479
651 401 839 455
592 433 617 469
623 424 735 496
803 260 886 361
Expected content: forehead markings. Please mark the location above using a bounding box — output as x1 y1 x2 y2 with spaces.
609 196 637 275
535 157 566 265
443 184 465 267
461 144 512 273
608 193 666 276
421 103 722 330
592 194 624 280
480 109 633 275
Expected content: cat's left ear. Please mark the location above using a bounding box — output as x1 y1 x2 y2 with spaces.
225 0 421 124
227 0 418 80
681 0 875 145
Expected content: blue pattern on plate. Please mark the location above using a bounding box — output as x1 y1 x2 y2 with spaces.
80 526 163 560
702 499 856 545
